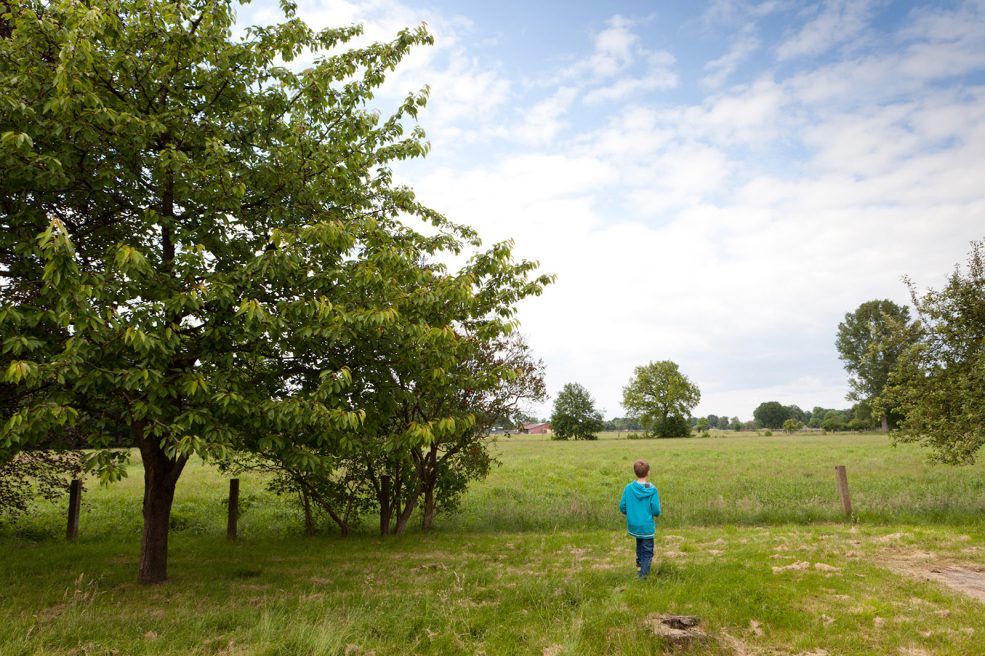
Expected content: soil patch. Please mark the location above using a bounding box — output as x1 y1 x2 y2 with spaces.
643 614 707 648
884 556 985 604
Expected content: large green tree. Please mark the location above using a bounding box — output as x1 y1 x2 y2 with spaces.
622 361 700 438
752 401 790 429
884 241 985 464
836 299 915 431
550 382 604 440
0 0 548 582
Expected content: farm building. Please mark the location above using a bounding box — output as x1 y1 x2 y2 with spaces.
522 422 552 434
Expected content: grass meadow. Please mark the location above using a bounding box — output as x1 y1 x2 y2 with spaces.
2 432 985 655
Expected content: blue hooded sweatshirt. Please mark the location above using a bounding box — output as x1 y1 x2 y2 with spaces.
619 481 661 538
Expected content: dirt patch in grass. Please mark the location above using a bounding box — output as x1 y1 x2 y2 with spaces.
35 603 66 623
771 561 810 574
884 555 985 604
643 614 707 648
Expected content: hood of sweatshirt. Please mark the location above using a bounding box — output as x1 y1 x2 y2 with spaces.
629 481 657 499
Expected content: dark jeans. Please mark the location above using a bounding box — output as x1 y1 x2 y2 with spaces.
635 537 654 578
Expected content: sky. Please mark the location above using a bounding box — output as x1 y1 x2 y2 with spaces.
237 0 985 420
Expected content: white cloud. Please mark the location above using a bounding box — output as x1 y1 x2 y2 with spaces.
508 87 579 146
558 15 678 104
702 0 791 27
583 50 678 103
625 144 734 212
701 30 760 89
683 77 786 143
587 15 639 77
776 0 878 60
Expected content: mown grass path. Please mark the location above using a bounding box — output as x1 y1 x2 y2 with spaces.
2 433 984 655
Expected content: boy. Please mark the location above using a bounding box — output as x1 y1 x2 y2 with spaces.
618 459 661 579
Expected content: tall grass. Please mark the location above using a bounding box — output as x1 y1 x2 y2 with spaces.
7 432 985 543
446 432 985 532
3 432 985 655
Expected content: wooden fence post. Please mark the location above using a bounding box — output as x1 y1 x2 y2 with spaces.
227 478 239 541
66 479 82 541
834 465 852 518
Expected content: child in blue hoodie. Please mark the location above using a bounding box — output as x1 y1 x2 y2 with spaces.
619 459 661 579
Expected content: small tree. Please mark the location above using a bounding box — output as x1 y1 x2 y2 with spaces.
782 418 802 433
821 411 848 432
622 361 700 438
884 240 985 464
696 418 710 432
550 383 604 440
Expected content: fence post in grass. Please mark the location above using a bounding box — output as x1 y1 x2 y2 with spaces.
227 478 239 541
834 465 852 518
66 479 82 541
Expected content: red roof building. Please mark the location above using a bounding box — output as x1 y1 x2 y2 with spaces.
522 422 552 434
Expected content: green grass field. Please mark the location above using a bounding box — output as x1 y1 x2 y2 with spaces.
2 432 985 655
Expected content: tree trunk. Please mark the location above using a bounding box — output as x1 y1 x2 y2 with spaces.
137 433 186 585
880 411 889 432
301 491 316 536
393 492 418 536
297 479 352 537
421 485 436 531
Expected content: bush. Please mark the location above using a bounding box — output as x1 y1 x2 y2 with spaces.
763 430 773 437
625 432 646 440
647 415 692 438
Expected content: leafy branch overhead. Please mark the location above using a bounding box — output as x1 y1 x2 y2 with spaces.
884 240 985 465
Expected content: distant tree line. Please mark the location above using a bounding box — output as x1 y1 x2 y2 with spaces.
604 417 643 431
746 402 880 432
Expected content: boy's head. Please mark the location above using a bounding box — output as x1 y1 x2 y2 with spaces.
633 459 650 479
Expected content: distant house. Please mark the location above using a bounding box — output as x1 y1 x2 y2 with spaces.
521 422 552 434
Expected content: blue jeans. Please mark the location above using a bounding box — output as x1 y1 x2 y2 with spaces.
635 537 654 578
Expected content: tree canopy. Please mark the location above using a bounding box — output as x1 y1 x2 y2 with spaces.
885 241 985 464
753 401 790 429
0 0 550 582
836 299 915 431
622 361 700 438
550 382 603 440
